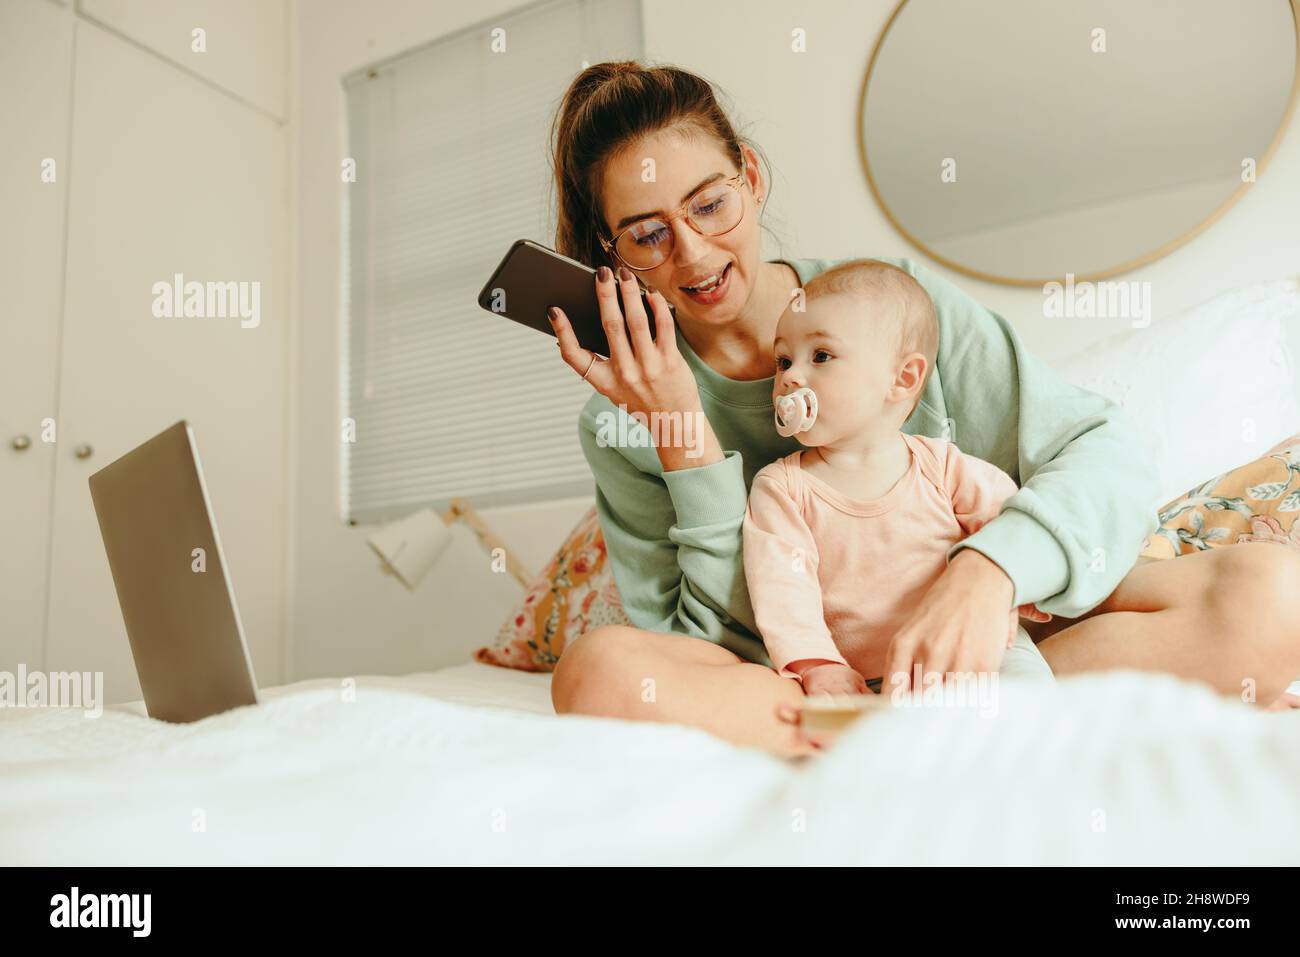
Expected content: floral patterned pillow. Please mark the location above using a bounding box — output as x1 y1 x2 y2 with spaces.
1140 432 1300 559
475 506 631 672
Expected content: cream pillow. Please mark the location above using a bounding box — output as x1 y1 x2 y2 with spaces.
1054 279 1300 504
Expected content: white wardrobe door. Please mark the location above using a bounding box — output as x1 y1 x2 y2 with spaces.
44 19 289 704
78 0 289 121
0 0 74 673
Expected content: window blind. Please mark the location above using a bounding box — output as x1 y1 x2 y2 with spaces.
342 0 642 524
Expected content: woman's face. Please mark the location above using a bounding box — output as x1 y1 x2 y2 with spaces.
598 130 765 326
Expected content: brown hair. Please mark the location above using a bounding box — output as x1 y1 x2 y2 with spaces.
805 260 940 404
550 61 766 269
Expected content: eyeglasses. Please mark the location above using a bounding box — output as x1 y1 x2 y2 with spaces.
598 159 751 271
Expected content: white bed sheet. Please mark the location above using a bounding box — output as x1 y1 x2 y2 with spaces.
112 661 556 719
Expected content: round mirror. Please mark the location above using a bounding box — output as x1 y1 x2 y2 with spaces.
859 0 1300 286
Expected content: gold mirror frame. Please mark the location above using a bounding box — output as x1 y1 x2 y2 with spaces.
857 0 1300 288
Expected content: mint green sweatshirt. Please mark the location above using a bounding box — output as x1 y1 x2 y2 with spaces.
576 256 1161 667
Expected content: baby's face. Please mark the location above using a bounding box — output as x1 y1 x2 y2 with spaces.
772 293 901 445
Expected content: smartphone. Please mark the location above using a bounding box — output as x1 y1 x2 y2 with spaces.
477 239 661 359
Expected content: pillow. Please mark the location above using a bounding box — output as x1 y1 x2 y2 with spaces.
475 505 630 672
1140 432 1300 559
1055 279 1300 504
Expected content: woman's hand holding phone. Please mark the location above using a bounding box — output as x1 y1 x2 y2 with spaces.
548 265 722 471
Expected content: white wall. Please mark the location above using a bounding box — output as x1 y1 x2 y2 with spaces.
291 0 596 682
289 0 1300 681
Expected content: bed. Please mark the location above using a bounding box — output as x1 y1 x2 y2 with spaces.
1 661 1299 866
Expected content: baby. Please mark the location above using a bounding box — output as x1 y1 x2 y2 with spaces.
742 259 1052 698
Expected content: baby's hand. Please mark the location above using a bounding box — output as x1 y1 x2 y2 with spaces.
800 662 870 697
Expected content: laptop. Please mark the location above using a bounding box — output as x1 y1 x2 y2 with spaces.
88 420 259 722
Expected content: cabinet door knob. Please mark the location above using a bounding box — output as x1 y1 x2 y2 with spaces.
74 443 94 460
10 434 31 451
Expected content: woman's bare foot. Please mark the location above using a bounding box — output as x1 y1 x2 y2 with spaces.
1265 691 1300 711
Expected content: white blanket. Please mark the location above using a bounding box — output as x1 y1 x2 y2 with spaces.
1 669 1297 865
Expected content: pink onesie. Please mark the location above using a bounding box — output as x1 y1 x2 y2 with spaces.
742 432 1034 681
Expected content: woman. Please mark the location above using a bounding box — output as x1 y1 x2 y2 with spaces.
544 62 1300 756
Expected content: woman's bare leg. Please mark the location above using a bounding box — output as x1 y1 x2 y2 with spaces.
551 625 813 757
552 546 1300 752
1036 543 1300 704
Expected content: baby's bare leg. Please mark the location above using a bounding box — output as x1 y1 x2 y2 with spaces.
551 625 813 757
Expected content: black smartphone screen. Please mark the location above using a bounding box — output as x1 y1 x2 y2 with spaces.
477 239 660 359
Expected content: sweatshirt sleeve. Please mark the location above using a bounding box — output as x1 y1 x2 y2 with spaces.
576 396 771 665
741 470 849 680
893 258 1162 618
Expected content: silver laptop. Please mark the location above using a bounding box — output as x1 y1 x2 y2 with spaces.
88 420 259 722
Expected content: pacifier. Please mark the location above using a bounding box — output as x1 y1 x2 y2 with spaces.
774 387 819 437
